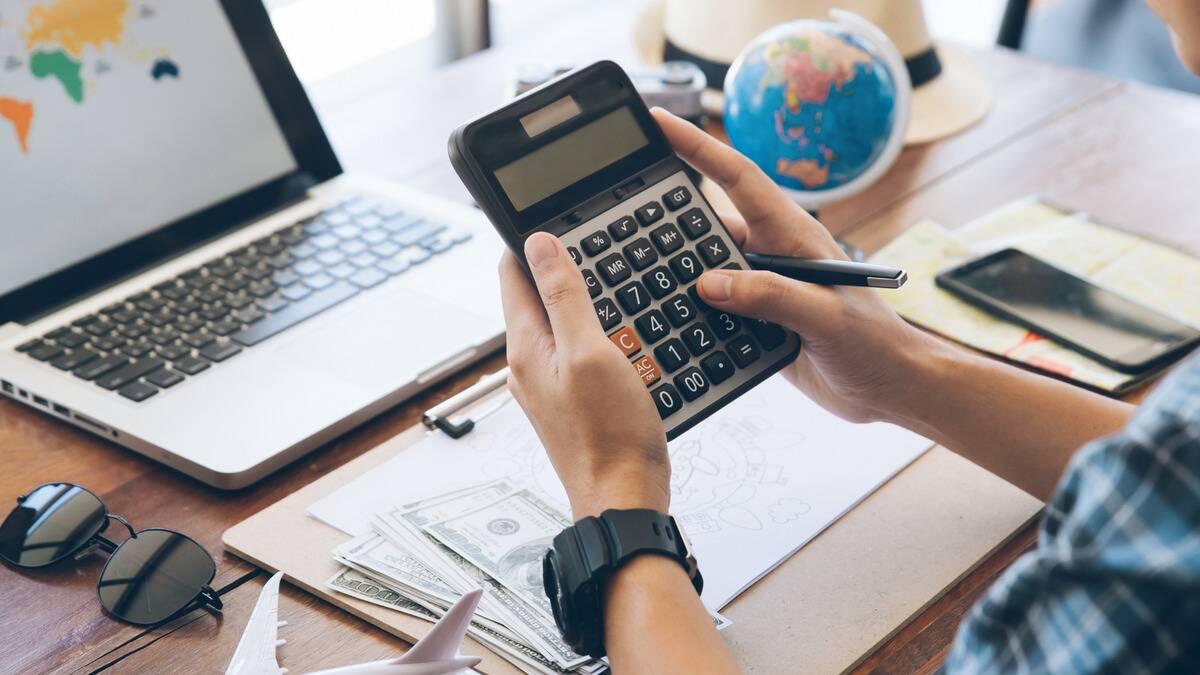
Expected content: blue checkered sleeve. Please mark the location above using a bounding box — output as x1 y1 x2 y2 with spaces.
945 353 1200 674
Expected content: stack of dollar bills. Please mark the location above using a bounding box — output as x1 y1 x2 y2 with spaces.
326 479 729 673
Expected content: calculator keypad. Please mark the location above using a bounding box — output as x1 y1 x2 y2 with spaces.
557 170 798 432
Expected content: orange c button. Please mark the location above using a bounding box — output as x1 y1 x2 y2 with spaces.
608 326 642 358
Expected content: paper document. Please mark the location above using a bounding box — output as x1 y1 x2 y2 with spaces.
309 376 932 610
869 198 1200 393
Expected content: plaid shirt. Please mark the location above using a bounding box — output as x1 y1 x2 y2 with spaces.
945 353 1200 674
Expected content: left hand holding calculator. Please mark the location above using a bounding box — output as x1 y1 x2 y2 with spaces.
450 61 802 440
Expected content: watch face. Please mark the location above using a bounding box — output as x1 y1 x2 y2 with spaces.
543 550 571 635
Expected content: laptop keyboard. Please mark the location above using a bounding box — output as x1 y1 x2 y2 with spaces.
12 195 471 403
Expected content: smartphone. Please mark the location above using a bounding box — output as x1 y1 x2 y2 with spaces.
936 248 1200 373
448 60 801 439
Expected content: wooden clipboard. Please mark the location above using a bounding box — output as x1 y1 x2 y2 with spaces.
224 406 1041 674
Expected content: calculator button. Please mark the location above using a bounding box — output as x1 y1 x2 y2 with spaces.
651 383 684 419
673 367 710 402
654 337 690 373
663 186 692 211
582 269 602 298
597 253 632 285
581 230 612 256
609 326 642 357
567 246 582 265
643 266 677 299
678 208 712 239
681 322 716 357
608 216 638 242
623 238 659 271
663 294 698 327
650 222 685 255
700 351 736 384
669 251 703 284
724 262 743 270
633 354 662 386
594 298 622 331
615 281 651 314
707 311 742 339
748 319 788 350
635 309 671 344
634 201 664 226
686 283 711 313
728 335 761 367
697 235 731 267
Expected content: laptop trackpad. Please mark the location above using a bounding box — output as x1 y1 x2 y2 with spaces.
276 286 498 390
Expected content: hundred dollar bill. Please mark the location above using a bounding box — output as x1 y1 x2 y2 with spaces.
423 488 570 620
326 566 438 621
387 482 588 668
328 567 594 675
334 531 461 606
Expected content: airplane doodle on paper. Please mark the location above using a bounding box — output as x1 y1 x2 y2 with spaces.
467 395 815 540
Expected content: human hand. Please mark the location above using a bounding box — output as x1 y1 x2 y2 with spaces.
499 235 670 519
652 108 945 425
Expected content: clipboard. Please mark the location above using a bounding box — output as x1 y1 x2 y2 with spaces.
225 369 1042 674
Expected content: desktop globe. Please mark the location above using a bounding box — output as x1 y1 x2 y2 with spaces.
723 11 912 209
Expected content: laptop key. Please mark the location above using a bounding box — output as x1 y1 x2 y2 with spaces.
93 335 123 352
56 331 89 348
348 267 387 289
233 307 265 324
15 338 41 353
395 221 446 246
29 343 65 361
257 295 288 313
209 320 240 337
199 340 242 362
74 354 130 381
146 368 184 389
118 381 158 402
174 355 211 375
232 281 358 347
96 357 165 390
51 348 99 371
156 343 191 361
182 332 215 349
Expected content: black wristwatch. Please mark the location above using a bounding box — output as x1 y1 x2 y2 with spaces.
542 508 702 658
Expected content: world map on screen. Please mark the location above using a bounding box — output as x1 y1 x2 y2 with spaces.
0 0 181 154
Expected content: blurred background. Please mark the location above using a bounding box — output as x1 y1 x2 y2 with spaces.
264 0 1200 94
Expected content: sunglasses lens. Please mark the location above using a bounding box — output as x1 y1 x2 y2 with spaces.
0 483 107 567
98 529 215 625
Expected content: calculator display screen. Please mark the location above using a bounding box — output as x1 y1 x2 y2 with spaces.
492 107 648 212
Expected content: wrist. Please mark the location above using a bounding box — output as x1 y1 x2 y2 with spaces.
886 331 975 434
568 476 670 520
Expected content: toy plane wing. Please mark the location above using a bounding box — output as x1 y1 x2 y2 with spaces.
306 588 483 675
226 571 288 675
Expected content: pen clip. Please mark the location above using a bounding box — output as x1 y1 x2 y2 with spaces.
422 367 511 439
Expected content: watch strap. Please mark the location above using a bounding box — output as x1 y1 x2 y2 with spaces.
598 509 703 594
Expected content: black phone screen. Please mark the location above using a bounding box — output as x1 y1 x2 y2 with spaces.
942 249 1198 367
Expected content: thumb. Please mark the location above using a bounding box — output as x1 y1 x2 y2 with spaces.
696 269 832 334
523 232 604 350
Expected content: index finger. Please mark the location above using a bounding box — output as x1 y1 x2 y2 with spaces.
652 107 803 231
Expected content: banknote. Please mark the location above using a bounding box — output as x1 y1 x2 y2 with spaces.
334 531 460 606
423 487 571 620
326 566 437 621
328 566 597 674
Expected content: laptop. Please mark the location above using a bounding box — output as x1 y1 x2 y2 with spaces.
0 1 504 488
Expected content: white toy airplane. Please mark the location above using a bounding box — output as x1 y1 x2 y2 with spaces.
226 571 483 675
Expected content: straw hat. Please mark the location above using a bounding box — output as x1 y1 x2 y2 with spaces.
634 0 992 145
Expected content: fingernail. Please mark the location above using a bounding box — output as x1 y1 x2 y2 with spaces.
700 271 733 301
524 233 558 269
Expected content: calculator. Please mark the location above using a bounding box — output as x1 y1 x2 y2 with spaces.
449 61 801 439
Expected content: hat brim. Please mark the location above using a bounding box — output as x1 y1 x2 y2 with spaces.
636 2 992 146
906 42 991 145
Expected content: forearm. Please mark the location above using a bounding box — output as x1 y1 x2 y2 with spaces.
602 555 739 675
893 335 1136 501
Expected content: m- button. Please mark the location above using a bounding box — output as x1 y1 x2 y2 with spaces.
608 326 642 357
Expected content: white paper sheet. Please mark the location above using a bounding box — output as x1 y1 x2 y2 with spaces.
308 375 932 610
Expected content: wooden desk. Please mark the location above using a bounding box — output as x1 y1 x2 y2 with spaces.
3 4 1197 673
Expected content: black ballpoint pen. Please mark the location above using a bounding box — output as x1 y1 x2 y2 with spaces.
743 253 907 289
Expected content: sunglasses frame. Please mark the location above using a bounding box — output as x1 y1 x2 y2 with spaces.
4 482 223 626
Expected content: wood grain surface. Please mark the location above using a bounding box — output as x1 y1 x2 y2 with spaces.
1 2 1194 674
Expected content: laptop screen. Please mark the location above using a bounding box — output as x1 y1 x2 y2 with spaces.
0 1 299 299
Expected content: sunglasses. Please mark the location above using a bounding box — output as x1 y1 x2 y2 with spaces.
0 482 222 625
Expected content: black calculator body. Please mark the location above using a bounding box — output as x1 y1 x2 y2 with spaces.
449 60 801 439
